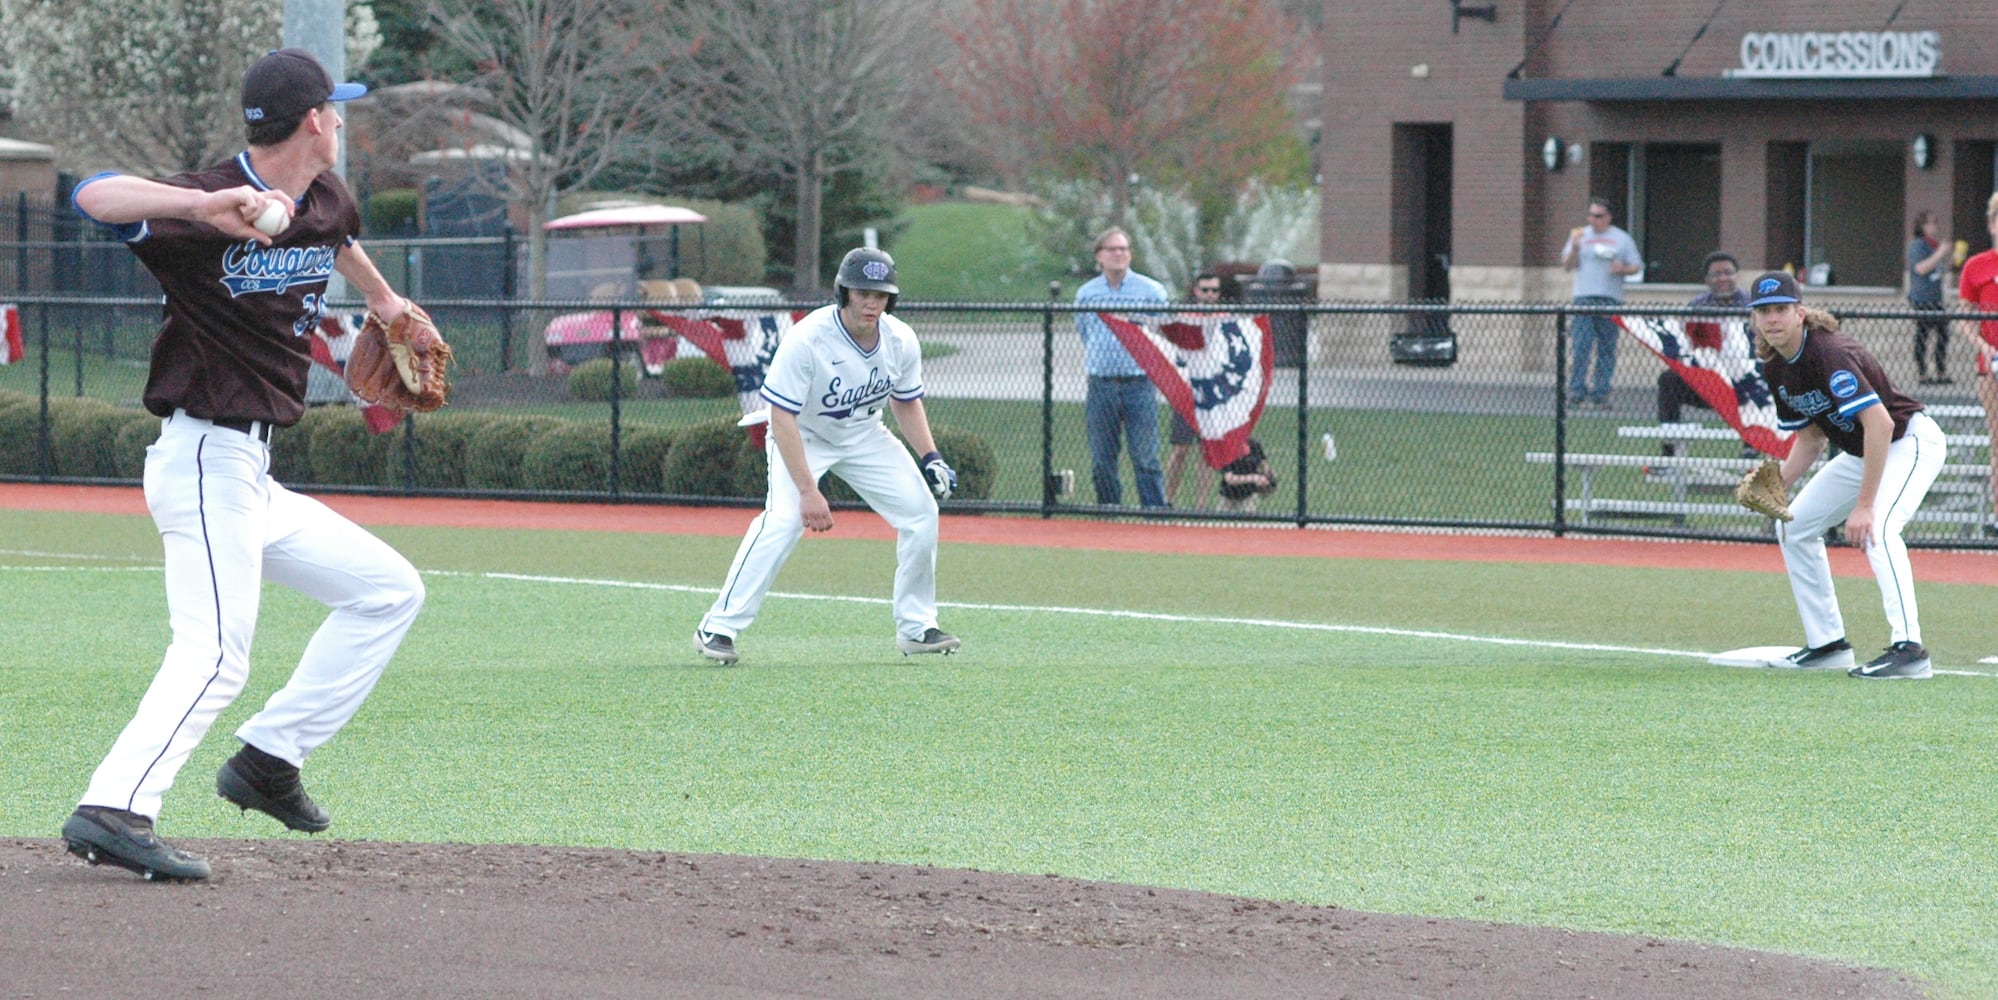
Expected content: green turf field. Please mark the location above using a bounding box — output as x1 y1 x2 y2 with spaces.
2 509 1993 997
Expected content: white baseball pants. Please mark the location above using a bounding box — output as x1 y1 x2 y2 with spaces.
1776 411 1945 648
80 412 424 819
701 424 940 642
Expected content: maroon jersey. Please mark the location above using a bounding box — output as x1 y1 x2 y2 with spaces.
1762 323 1922 456
117 152 360 426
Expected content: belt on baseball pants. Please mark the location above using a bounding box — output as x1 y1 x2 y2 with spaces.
213 418 273 443
172 409 273 443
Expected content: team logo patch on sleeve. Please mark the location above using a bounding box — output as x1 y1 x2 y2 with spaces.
1829 369 1859 398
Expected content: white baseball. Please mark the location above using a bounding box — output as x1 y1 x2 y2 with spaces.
253 200 290 237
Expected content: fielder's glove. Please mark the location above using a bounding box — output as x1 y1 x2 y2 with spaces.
346 301 452 412
1734 458 1793 521
919 451 956 500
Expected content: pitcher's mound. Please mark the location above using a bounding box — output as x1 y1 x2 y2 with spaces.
0 838 1922 999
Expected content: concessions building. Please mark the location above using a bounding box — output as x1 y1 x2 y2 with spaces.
1318 2 1998 306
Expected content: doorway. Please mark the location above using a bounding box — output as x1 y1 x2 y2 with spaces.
1391 123 1453 328
1807 140 1904 287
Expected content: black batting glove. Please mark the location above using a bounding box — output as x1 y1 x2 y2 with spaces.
919 451 956 500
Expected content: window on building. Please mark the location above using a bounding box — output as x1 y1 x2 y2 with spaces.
1804 140 1905 287
1637 144 1722 285
1589 142 1722 284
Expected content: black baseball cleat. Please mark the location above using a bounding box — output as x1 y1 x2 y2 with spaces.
1849 641 1933 680
693 629 740 665
898 627 961 656
217 744 331 833
1767 638 1854 670
61 806 210 881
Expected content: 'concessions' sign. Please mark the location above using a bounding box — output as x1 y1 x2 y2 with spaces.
1726 30 1940 79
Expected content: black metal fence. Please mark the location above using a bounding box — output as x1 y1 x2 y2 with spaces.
0 290 1992 549
3 193 516 304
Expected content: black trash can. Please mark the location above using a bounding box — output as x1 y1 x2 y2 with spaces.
1244 259 1309 367
1391 300 1458 367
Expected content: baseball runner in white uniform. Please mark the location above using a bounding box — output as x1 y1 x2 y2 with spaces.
60 50 426 881
695 248 960 665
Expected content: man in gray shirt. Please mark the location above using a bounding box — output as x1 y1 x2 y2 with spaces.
1560 197 1643 408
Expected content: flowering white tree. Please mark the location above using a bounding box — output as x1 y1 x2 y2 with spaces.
1213 180 1318 269
1 0 383 174
1 0 280 172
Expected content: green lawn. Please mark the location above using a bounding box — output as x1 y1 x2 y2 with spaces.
3 509 1994 997
888 201 1065 302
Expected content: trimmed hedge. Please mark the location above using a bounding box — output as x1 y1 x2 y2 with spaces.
463 416 571 490
47 398 122 478
271 405 345 483
365 187 421 235
663 415 760 498
0 400 42 475
379 411 484 490
522 423 614 492
307 406 393 485
111 412 160 479
0 399 994 502
567 357 639 402
620 425 677 495
929 424 995 501
661 356 735 398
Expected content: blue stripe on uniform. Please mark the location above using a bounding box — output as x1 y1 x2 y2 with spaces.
1835 394 1880 418
761 386 802 412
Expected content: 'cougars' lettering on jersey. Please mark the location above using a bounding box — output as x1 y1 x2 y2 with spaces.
1777 385 1851 432
219 241 340 297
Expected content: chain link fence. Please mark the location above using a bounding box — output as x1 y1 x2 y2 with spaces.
1 290 1992 549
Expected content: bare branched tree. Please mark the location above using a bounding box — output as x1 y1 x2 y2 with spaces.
676 0 921 292
430 0 698 302
0 0 281 173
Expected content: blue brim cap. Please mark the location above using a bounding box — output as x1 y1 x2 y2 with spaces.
243 48 366 123
1745 271 1801 308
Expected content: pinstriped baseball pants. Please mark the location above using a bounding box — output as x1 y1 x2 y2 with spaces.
1775 412 1946 649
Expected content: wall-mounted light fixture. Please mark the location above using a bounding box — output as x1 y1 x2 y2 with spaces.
1450 0 1496 34
1540 136 1586 172
1911 133 1936 170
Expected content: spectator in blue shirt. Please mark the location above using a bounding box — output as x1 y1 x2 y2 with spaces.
1075 227 1170 506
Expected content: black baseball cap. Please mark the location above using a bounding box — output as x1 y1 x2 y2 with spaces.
242 48 367 124
1746 271 1802 308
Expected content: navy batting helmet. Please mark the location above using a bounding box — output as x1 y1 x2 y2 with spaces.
835 247 899 310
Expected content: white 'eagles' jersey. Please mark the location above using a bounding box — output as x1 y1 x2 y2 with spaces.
758 303 924 450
